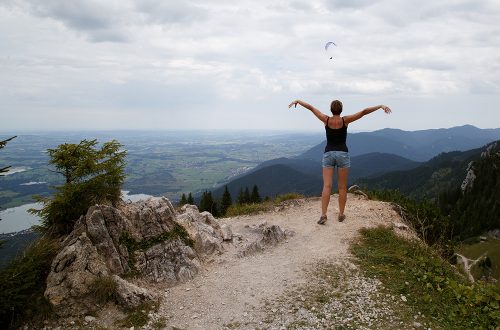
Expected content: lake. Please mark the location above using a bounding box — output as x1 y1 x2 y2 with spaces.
0 191 153 234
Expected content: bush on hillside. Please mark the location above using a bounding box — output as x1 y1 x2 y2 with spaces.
367 189 454 257
0 236 59 329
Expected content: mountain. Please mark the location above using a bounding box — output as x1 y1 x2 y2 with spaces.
358 143 491 202
212 153 420 199
298 125 500 162
212 164 323 199
448 141 500 239
348 152 420 179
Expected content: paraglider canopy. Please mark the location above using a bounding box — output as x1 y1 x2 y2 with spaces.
325 41 336 59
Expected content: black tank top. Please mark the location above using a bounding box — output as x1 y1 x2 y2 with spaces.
324 117 348 153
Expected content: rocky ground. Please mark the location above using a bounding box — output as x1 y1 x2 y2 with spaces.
36 193 420 330
147 194 412 329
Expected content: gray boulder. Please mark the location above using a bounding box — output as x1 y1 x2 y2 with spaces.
45 197 222 316
238 224 293 257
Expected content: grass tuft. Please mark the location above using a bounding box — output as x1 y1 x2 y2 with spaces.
225 193 305 217
89 276 118 304
114 301 159 328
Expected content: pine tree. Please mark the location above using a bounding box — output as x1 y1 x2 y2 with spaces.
179 193 187 206
199 191 219 216
251 184 261 203
220 185 232 216
237 187 245 205
30 139 126 235
187 192 194 204
244 187 250 204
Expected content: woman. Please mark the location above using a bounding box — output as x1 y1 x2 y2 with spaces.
288 99 391 224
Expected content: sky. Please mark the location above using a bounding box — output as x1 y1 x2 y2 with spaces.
0 0 499 132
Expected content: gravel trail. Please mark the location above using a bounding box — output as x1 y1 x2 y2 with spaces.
157 194 403 329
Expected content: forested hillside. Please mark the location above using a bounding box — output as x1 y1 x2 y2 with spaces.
359 147 483 202
363 141 499 240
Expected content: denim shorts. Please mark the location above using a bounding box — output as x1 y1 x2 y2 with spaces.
322 151 351 168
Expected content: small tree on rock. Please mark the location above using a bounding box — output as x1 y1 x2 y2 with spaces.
31 139 126 235
187 192 194 205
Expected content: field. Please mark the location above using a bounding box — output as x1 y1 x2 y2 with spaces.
0 130 323 208
457 235 500 285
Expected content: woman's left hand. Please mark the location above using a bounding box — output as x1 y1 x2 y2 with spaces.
288 100 299 108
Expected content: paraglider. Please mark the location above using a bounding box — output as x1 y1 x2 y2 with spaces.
325 41 336 59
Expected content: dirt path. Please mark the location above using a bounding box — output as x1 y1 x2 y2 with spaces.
157 194 403 329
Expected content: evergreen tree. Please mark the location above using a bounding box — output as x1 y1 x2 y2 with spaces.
179 193 187 206
250 184 261 203
0 136 16 176
237 187 245 205
187 192 194 204
30 139 126 235
220 185 232 215
199 191 219 216
244 187 250 204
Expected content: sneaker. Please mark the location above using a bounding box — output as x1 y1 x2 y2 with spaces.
317 215 327 225
338 214 346 222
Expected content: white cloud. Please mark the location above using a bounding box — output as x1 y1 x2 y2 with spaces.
0 0 499 131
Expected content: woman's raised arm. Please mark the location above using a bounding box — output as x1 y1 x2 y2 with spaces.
343 105 391 125
288 99 328 124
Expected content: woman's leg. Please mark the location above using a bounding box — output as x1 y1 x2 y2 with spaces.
337 167 349 217
321 167 335 216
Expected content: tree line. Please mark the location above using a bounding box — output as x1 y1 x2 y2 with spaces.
178 184 262 217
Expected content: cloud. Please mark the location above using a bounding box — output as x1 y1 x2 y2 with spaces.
135 1 207 25
0 0 499 131
8 0 130 42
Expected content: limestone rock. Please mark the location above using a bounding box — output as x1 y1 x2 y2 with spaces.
461 161 476 192
238 224 293 257
45 197 223 316
45 232 109 316
113 275 158 309
221 224 233 241
177 204 224 255
134 239 199 284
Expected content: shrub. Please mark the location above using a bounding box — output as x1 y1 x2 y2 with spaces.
366 189 453 257
89 276 118 304
0 236 59 329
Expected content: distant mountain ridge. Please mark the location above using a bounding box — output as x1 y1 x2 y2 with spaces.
212 125 499 200
212 152 420 199
298 125 500 162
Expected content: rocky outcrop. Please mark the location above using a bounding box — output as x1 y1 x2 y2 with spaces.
462 141 500 193
238 224 294 257
45 197 223 316
461 161 476 192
